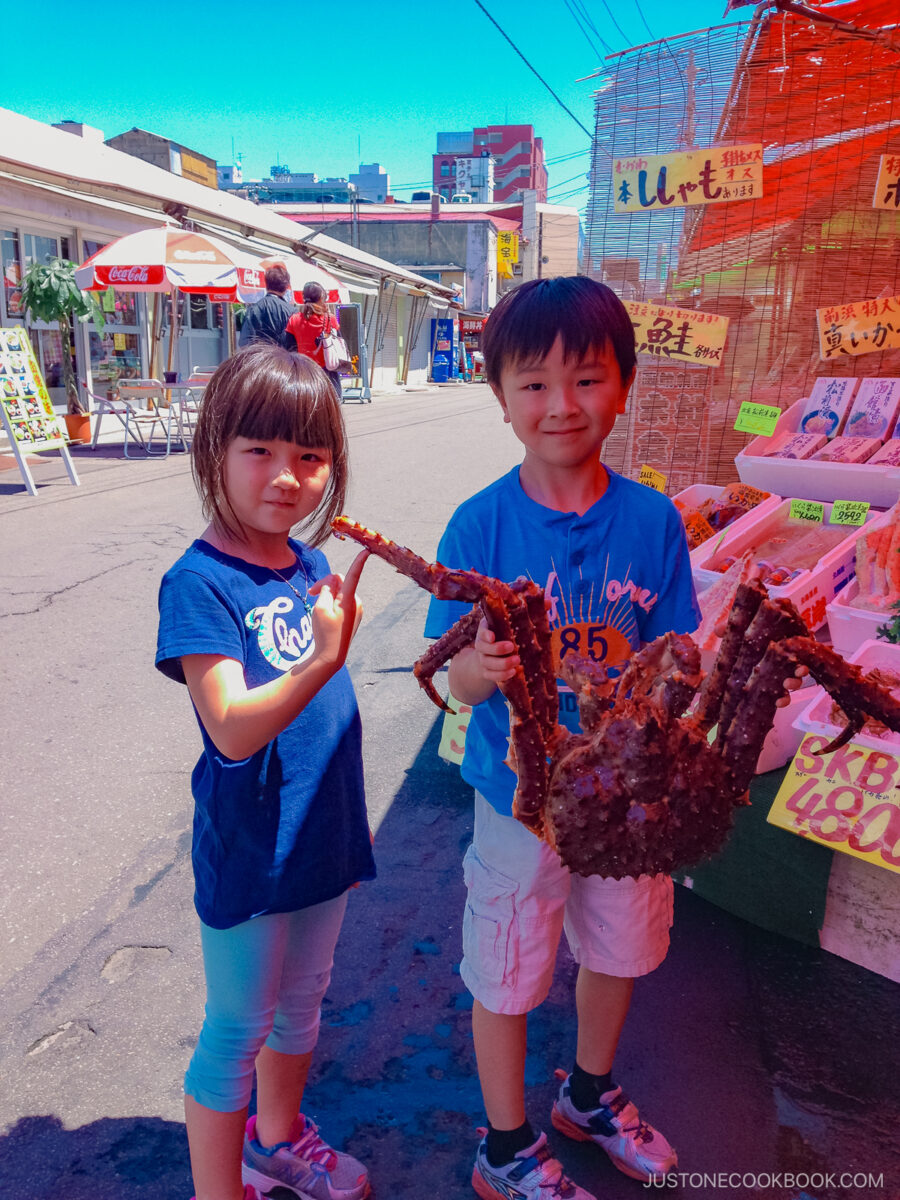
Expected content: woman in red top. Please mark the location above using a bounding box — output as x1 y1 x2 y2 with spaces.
284 281 342 400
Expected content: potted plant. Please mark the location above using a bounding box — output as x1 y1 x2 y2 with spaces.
18 256 105 442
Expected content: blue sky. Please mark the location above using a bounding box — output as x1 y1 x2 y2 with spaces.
5 0 737 208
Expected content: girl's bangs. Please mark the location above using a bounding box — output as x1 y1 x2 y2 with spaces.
234 365 343 451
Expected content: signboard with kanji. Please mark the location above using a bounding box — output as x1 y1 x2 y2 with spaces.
613 144 763 213
497 232 519 280
872 154 900 211
624 300 730 365
0 326 79 495
816 296 900 360
768 734 900 875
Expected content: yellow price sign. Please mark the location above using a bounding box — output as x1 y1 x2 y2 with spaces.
789 499 824 522
831 499 870 526
438 694 472 765
733 401 781 436
638 464 667 492
113 332 127 351
768 734 900 874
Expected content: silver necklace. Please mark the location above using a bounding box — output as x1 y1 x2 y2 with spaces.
271 557 313 618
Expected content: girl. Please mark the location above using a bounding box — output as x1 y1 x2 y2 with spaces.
284 280 343 401
156 344 373 1200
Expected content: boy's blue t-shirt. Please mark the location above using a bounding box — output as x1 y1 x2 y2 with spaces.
156 538 375 930
424 466 702 817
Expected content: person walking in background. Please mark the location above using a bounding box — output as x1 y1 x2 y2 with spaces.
156 345 374 1200
284 281 343 401
238 265 295 347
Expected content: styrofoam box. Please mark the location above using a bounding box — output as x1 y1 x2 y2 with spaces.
691 499 881 631
795 638 900 753
672 482 782 566
735 396 900 505
826 579 891 659
756 681 816 774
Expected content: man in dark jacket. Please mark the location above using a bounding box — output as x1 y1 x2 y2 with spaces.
237 265 295 347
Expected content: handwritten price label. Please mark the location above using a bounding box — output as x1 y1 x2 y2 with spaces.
789 499 825 522
831 499 870 526
438 693 472 765
734 401 781 436
638 464 667 492
768 734 900 874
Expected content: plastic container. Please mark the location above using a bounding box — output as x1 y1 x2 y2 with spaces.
672 482 781 566
794 638 900 753
826 579 891 659
692 498 880 631
735 396 900 505
756 682 816 774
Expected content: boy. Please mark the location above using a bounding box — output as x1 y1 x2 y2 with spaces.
424 276 701 1200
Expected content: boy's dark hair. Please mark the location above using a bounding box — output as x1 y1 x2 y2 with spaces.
482 276 636 386
191 344 347 547
264 264 291 294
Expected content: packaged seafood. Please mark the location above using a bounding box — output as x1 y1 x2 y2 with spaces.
844 377 900 440
798 377 857 438
867 439 900 467
810 436 881 464
853 500 900 612
766 432 827 460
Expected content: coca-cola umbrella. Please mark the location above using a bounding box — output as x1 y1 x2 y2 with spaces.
258 253 349 305
75 225 266 375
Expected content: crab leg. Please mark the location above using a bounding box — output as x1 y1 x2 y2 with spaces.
694 581 766 732
413 608 482 713
721 636 900 793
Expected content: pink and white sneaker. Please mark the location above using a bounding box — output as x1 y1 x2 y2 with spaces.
242 1112 370 1200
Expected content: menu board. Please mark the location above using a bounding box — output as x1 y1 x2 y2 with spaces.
0 326 79 495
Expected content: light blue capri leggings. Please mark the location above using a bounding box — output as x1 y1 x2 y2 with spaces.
185 891 348 1112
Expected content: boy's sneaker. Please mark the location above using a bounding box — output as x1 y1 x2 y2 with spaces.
472 1129 595 1200
242 1113 370 1200
551 1072 677 1182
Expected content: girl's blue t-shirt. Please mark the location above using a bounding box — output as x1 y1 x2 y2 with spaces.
424 466 702 818
156 538 375 929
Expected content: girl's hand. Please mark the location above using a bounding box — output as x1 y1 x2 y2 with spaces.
308 549 370 669
473 617 520 685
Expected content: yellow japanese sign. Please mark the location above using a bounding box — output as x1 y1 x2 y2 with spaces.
497 232 519 280
789 499 824 523
438 694 472 765
768 734 900 875
872 154 900 211
613 144 763 213
0 326 66 449
624 300 729 366
816 295 900 359
638 464 667 492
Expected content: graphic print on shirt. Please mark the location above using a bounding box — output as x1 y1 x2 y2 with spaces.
244 594 315 673
544 553 658 678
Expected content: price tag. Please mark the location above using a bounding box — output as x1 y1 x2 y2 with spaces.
734 401 781 436
438 693 472 765
831 499 870 526
768 734 900 874
113 332 126 350
789 499 824 522
638 464 667 492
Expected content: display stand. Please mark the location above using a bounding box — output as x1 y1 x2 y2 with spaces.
0 326 79 495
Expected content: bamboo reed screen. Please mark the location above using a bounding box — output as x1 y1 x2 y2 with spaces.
585 2 900 491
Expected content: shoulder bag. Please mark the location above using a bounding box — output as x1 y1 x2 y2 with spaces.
319 317 352 374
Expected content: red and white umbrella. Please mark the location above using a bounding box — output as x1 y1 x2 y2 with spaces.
259 254 349 305
76 226 265 302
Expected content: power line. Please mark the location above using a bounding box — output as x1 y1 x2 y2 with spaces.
594 0 636 46
471 0 594 140
631 0 656 40
563 0 612 60
569 0 615 53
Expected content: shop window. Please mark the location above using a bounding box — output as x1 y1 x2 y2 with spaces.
1 228 22 319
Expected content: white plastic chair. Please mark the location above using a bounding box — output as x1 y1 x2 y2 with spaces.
83 380 148 454
175 372 212 448
118 379 178 457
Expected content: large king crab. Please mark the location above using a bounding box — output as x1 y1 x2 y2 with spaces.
334 517 900 879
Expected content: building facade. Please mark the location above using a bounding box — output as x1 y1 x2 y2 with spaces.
103 127 219 189
432 125 547 204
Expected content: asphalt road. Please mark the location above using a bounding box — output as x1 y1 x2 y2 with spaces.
0 384 897 1200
